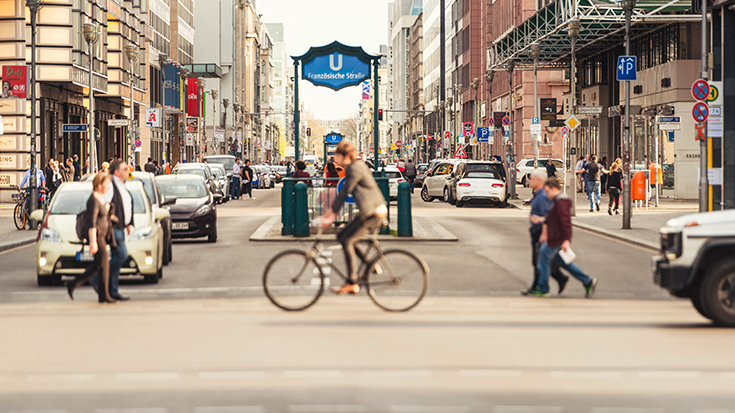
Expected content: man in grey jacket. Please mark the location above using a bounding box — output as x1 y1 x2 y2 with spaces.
319 141 388 294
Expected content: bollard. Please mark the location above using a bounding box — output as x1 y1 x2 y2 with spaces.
397 181 413 237
376 176 390 235
294 181 309 237
281 179 294 235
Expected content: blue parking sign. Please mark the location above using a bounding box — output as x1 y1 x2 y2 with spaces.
616 56 637 81
477 127 491 143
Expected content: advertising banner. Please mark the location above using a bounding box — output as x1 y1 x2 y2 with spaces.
186 117 198 134
361 81 371 100
145 108 162 127
1 66 27 98
187 78 200 117
163 65 181 110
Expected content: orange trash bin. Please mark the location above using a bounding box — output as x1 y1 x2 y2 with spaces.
632 170 646 200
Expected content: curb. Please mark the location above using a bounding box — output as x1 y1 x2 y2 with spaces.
0 237 35 253
572 221 658 251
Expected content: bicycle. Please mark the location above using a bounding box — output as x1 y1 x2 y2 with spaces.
263 220 429 312
13 186 49 230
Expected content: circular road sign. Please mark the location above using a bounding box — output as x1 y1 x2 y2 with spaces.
502 116 510 126
692 102 709 123
337 178 355 204
134 139 142 148
395 140 402 149
691 79 710 101
708 84 720 102
560 126 569 139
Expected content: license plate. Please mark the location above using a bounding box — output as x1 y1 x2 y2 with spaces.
172 222 189 230
76 251 94 262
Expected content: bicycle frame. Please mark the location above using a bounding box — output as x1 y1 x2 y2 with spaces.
302 232 383 286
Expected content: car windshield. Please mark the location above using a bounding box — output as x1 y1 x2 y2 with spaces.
386 171 402 179
50 184 145 214
158 180 209 198
465 171 499 179
211 168 224 178
206 158 235 170
134 178 156 204
175 168 206 179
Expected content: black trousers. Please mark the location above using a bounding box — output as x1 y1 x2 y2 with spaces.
406 176 415 193
530 225 567 289
241 180 253 198
71 235 111 302
337 214 383 283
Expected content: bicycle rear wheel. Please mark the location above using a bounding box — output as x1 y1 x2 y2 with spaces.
13 204 26 230
365 249 429 312
263 249 324 311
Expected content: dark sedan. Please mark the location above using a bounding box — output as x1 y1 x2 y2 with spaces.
156 175 218 243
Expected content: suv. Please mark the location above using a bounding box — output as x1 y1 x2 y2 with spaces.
652 210 735 326
420 159 463 203
516 158 564 187
447 161 508 207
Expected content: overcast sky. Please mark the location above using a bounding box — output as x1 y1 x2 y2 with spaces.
257 0 389 121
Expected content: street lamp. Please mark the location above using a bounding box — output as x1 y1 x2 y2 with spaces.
180 67 189 162
197 78 205 161
620 0 635 226
157 53 169 170
26 0 42 228
210 89 218 155
471 78 480 160
124 43 139 168
567 18 580 216
485 69 495 158
530 43 541 169
507 59 517 199
83 22 99 175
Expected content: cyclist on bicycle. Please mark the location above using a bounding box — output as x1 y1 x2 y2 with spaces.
19 167 47 192
318 141 388 295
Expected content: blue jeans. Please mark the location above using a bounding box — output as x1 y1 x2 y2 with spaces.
92 228 126 296
231 176 241 199
587 181 601 210
537 242 593 294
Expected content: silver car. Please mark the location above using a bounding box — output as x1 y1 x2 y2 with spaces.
208 163 230 202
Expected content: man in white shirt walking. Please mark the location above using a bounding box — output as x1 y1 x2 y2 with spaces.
231 158 242 200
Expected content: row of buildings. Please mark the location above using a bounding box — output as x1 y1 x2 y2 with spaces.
369 0 735 203
0 0 295 202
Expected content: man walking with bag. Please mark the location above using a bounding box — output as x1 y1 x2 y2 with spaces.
403 159 417 193
536 177 598 298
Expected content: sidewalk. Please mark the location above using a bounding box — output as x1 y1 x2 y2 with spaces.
509 186 698 251
0 203 37 252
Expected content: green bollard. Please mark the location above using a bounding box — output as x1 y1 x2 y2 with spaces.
397 181 412 237
281 179 294 235
294 181 309 237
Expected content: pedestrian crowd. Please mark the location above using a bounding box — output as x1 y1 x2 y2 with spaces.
575 154 624 215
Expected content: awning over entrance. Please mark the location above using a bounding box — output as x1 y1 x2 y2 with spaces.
489 0 701 69
184 63 223 78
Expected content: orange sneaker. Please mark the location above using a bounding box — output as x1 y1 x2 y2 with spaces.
332 283 360 295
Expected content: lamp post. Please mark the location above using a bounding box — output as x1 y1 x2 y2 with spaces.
180 67 189 162
124 43 139 168
27 0 42 228
620 1 634 227
157 53 169 170
507 59 517 199
210 89 218 155
233 104 240 157
530 42 541 169
446 94 454 156
83 22 99 174
485 69 495 159
222 98 229 155
567 18 580 216
197 78 205 161
447 84 462 157
471 78 480 160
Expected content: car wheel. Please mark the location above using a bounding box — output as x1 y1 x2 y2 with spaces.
144 270 159 284
37 274 58 286
420 186 433 202
691 283 712 320
208 226 218 243
456 200 464 207
499 197 508 208
162 244 170 266
698 258 735 326
521 175 528 187
167 241 173 264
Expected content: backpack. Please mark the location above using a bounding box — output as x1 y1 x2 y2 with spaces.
75 209 89 244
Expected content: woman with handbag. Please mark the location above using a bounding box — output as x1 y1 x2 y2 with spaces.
65 172 117 303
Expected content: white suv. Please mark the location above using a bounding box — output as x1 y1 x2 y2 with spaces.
516 158 563 186
420 159 463 203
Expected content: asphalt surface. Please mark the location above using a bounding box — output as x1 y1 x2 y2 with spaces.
0 184 670 303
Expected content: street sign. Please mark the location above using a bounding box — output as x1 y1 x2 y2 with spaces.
691 79 710 101
695 122 706 141
337 178 355 204
692 102 709 123
444 131 450 140
62 124 88 132
325 132 343 144
710 106 722 116
469 135 478 146
532 117 539 124
134 139 142 148
477 127 491 143
575 106 603 115
145 108 161 127
215 129 225 142
502 116 510 126
530 124 542 135
108 119 129 127
708 83 720 102
540 98 557 121
565 115 580 131
463 122 474 137
560 126 569 140
395 140 402 148
453 145 467 158
659 123 681 131
616 56 637 81
658 116 681 131
658 116 680 123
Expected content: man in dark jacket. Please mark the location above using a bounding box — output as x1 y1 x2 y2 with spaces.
403 159 417 193
536 177 598 298
99 159 134 301
72 155 81 181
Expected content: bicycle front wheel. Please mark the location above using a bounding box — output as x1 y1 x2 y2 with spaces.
365 249 429 312
13 204 26 230
263 249 324 311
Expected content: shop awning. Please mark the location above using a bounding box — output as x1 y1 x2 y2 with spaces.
489 0 701 70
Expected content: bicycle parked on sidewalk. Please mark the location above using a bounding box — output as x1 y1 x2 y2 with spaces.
13 186 48 230
263 220 429 312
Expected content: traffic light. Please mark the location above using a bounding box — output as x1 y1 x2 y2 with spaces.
378 109 383 121
306 127 311 137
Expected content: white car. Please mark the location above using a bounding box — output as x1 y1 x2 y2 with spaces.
516 158 564 186
452 161 508 208
384 166 406 200
421 159 464 203
208 163 230 202
32 181 169 286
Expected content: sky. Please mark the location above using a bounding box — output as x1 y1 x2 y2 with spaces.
257 0 389 121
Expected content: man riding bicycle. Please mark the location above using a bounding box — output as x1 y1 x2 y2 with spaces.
318 141 388 295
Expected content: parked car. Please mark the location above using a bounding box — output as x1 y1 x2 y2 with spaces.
208 163 230 202
516 158 564 186
204 155 236 184
258 165 276 189
33 181 169 285
156 175 218 242
420 159 463 202
450 161 508 208
415 163 429 186
273 166 287 183
384 166 406 200
172 163 220 203
130 171 177 265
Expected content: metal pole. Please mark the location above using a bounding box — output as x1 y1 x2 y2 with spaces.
623 8 633 228
509 71 517 199
294 61 300 162
373 60 379 169
161 62 167 171
699 0 709 212
88 37 96 173
533 56 539 169
570 35 577 216
29 5 38 226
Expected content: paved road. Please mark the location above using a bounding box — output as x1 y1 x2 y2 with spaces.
0 185 669 303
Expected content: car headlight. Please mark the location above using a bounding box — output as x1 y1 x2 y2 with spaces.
194 204 211 216
39 228 63 243
129 226 153 242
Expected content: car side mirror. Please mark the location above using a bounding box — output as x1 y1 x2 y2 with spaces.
30 209 45 222
161 197 177 206
154 209 170 222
